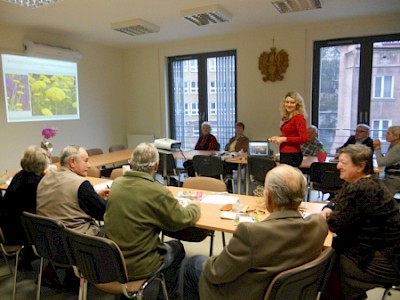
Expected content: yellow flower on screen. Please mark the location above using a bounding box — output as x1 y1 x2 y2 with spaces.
46 87 66 102
31 80 46 92
41 108 53 116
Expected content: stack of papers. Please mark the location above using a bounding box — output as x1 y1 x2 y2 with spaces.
202 195 239 205
93 181 113 191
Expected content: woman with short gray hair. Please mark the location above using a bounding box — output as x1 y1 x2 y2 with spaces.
0 146 49 269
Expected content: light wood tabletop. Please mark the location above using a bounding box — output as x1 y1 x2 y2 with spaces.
86 148 132 167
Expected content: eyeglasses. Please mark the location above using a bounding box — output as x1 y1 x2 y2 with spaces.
354 130 367 133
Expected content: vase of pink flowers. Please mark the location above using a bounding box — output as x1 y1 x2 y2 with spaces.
41 127 58 157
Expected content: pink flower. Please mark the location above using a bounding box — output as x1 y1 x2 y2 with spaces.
42 127 57 139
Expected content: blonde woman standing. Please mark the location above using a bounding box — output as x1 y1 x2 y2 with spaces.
269 91 308 167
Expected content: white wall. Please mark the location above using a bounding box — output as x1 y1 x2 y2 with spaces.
0 23 126 171
124 13 400 154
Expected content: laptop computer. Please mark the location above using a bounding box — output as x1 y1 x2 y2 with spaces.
248 141 270 157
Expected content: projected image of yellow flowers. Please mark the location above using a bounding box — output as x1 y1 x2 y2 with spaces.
29 74 78 116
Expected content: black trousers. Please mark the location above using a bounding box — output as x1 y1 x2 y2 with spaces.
279 152 303 168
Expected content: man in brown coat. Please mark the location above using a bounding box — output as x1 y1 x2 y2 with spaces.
183 164 328 300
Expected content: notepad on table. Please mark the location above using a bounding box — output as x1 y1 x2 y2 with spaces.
202 195 239 205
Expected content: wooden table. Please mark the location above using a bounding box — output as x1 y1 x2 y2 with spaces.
86 148 132 167
168 186 333 248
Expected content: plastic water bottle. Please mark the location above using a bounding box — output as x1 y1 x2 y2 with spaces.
232 200 241 225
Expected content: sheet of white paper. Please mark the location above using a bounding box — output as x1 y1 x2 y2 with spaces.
94 181 113 191
202 195 239 205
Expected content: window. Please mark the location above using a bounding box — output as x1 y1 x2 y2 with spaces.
209 80 216 93
374 76 393 98
184 81 189 94
372 119 391 140
190 60 198 72
183 61 188 72
312 34 400 155
168 51 237 150
210 102 217 115
190 81 198 94
191 102 199 115
184 103 189 115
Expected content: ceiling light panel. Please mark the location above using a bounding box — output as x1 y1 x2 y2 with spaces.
1 0 62 8
181 4 232 26
272 0 321 14
111 19 160 36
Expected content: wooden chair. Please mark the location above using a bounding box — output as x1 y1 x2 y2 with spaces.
0 227 23 300
263 247 336 300
182 176 227 256
62 227 168 300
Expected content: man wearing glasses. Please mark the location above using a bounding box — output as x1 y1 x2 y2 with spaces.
335 124 374 157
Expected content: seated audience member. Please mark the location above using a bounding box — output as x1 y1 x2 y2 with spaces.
195 121 220 151
373 125 400 196
184 121 220 176
335 124 373 158
104 143 201 299
224 122 250 179
36 145 109 292
301 125 324 156
183 164 328 300
321 144 400 300
0 146 48 270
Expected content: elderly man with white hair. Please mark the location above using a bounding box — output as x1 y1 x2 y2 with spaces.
104 142 201 300
183 164 328 300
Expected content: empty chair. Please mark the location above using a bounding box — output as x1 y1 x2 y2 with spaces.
248 156 276 187
109 144 127 152
157 153 183 186
263 247 336 300
110 167 123 180
192 155 225 180
0 227 23 300
20 212 71 300
86 148 104 156
182 176 227 256
62 227 168 300
308 162 344 201
87 166 101 178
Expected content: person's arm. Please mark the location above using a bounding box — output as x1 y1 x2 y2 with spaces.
194 136 202 150
202 223 252 284
208 135 219 150
77 181 107 220
375 144 400 167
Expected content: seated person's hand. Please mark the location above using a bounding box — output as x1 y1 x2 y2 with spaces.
320 208 332 220
373 139 381 150
97 188 110 199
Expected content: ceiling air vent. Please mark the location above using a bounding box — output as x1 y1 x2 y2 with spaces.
181 4 232 26
111 18 160 36
272 0 321 14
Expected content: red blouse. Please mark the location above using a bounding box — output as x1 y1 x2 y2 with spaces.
194 134 219 150
279 114 308 154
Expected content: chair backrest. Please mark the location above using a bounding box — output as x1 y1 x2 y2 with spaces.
62 227 128 286
263 247 336 300
109 144 127 152
51 155 60 164
183 176 227 192
192 155 224 180
87 166 101 178
20 212 70 266
86 148 104 156
110 168 124 180
248 157 276 183
157 153 178 176
309 162 344 188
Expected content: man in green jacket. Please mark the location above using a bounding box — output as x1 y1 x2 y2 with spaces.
104 142 200 299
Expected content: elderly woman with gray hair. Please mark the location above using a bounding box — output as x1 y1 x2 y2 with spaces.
321 144 400 300
0 146 48 270
373 125 400 196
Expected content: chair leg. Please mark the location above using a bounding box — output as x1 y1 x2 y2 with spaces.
36 257 44 300
159 273 169 300
12 248 22 300
209 234 214 256
222 232 226 248
1 251 13 276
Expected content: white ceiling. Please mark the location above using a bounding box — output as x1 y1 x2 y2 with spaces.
0 0 399 48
